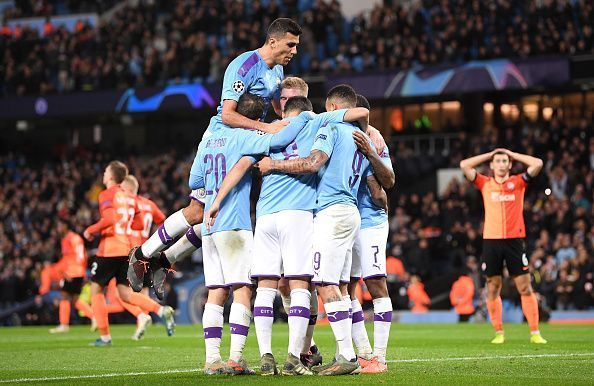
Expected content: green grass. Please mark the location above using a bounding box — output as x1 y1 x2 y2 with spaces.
0 322 593 384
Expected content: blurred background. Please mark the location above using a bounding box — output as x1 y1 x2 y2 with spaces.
0 0 592 326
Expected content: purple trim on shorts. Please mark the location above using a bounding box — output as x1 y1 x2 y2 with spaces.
227 282 255 288
289 306 311 319
238 52 259 77
186 226 202 249
283 274 314 279
339 280 351 284
157 225 172 244
311 281 339 286
363 274 387 280
229 323 249 336
374 311 393 322
352 310 365 324
251 274 281 279
253 306 274 317
206 284 230 289
309 314 317 325
203 327 223 339
350 276 362 280
188 194 205 205
326 311 350 322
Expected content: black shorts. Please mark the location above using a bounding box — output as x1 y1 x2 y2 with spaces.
143 271 153 288
90 256 129 287
62 277 83 294
481 238 529 277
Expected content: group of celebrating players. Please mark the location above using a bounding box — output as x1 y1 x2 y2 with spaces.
43 17 548 377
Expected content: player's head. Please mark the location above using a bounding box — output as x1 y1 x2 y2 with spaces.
237 93 265 120
266 18 301 66
121 175 139 196
282 96 313 118
280 77 308 112
325 84 357 111
490 151 512 178
104 160 128 186
56 217 72 236
356 94 371 109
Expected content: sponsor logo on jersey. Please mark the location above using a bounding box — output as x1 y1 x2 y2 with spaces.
490 192 516 202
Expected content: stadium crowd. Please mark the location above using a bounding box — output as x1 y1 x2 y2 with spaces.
0 115 592 322
2 0 594 96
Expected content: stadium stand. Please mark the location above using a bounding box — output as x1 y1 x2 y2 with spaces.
1 0 593 96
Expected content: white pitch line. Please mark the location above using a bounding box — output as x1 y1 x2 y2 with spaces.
2 353 593 383
0 368 201 383
386 352 594 363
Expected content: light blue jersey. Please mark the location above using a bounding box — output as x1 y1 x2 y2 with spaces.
358 147 393 228
310 122 372 211
256 109 349 218
207 50 283 131
191 125 272 236
191 114 312 235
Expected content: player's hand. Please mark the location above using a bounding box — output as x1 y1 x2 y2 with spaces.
265 120 289 134
366 126 386 155
83 229 94 242
353 130 375 156
204 202 220 232
254 157 273 175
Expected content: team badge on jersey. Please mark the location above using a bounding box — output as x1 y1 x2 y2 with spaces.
232 80 245 94
507 182 515 190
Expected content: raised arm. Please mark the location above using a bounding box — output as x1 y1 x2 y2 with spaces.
366 125 386 155
222 100 288 133
204 156 255 230
507 150 544 177
353 130 395 188
366 175 388 212
256 150 329 175
343 107 369 132
459 150 496 181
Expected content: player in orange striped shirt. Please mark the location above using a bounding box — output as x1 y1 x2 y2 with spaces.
84 161 175 346
41 218 95 333
460 148 547 344
121 175 166 298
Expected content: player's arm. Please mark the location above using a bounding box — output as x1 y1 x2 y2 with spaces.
221 100 288 134
150 201 166 226
84 197 116 241
268 111 314 149
257 150 328 175
506 150 544 177
459 150 497 182
366 175 388 212
353 130 395 188
205 156 255 230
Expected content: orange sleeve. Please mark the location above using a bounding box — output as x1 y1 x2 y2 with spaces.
449 283 458 306
86 208 116 234
473 172 488 190
515 174 528 189
150 200 166 226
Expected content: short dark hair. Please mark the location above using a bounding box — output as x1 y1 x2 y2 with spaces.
237 93 265 120
356 94 371 109
108 160 128 184
284 96 313 114
267 18 302 40
491 151 510 162
326 84 357 108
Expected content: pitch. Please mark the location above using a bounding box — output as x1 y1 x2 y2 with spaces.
1 323 592 384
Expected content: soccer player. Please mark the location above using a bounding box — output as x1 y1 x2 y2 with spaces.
44 218 95 333
127 18 303 285
347 94 395 373
84 161 175 346
205 96 370 376
256 84 384 375
191 93 314 375
460 148 547 344
121 175 166 297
